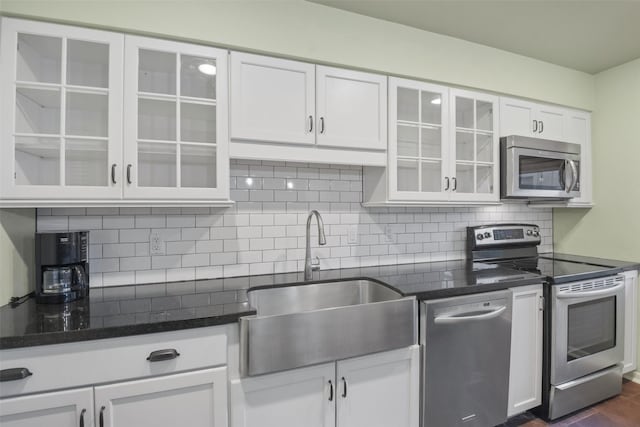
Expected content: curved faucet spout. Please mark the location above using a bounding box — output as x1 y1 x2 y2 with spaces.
305 210 326 280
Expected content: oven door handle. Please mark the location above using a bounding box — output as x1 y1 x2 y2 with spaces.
434 306 506 324
556 283 624 299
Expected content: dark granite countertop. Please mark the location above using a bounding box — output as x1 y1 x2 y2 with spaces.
0 260 544 349
539 252 640 272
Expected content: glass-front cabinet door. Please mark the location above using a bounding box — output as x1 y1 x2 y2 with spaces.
388 78 449 201
449 89 499 202
123 36 229 200
0 18 124 201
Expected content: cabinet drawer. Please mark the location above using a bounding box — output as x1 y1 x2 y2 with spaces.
0 325 226 398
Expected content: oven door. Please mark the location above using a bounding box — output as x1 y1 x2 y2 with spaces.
551 275 625 385
503 147 581 199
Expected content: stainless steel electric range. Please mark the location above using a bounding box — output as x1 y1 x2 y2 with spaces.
466 223 625 420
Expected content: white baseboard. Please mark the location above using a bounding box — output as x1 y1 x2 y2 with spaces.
624 370 640 384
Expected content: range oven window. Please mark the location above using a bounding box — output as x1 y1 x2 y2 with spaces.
567 296 616 361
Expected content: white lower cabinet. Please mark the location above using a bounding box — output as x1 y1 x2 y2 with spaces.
95 368 227 427
508 284 543 417
230 362 335 427
0 387 93 427
335 346 419 427
623 270 638 374
230 346 420 427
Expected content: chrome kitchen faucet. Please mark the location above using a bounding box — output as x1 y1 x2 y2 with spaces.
304 210 326 280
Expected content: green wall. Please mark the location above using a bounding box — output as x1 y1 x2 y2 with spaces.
0 0 594 110
554 58 640 262
0 209 35 305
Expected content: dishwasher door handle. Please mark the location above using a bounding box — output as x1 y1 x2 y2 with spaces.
434 306 507 324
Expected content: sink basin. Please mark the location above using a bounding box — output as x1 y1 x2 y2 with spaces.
239 279 416 377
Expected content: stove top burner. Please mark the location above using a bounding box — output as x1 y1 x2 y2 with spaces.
493 256 618 284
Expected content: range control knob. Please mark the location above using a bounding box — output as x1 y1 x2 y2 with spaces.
533 230 540 237
477 233 484 240
484 232 491 239
526 229 533 236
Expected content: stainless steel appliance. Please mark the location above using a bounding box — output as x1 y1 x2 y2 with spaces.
501 136 581 200
421 290 512 427
35 231 89 304
467 224 624 420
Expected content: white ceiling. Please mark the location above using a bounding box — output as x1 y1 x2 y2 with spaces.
308 0 640 74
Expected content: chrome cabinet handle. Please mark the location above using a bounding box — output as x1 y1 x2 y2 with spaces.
452 177 457 191
320 117 325 134
147 348 180 362
328 380 334 401
0 367 32 382
539 120 544 133
111 164 117 184
308 115 313 132
99 406 106 427
444 177 450 191
533 120 538 133
79 409 86 427
126 164 132 184
341 377 347 398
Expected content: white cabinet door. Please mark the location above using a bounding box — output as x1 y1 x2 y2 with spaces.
449 89 500 202
536 104 566 141
94 367 228 427
499 97 537 138
230 52 315 146
500 97 567 141
316 66 387 151
0 17 123 201
564 109 593 206
508 284 543 417
623 270 638 374
123 35 229 201
335 346 419 427
229 362 335 427
0 387 93 427
388 78 450 201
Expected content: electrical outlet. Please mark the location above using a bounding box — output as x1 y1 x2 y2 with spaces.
347 225 359 245
383 224 397 244
149 231 165 255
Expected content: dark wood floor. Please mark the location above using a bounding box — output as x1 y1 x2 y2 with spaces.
505 380 640 427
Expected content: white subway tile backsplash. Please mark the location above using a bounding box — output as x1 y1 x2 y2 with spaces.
35 160 553 288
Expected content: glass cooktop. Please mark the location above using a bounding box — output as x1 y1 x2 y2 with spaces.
494 257 620 284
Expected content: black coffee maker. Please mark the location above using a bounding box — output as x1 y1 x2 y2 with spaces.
36 231 90 304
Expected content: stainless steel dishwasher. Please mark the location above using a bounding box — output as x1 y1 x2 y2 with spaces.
421 290 512 427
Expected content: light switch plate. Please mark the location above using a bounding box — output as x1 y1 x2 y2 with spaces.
348 224 358 245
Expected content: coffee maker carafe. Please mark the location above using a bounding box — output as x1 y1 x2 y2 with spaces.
36 231 89 304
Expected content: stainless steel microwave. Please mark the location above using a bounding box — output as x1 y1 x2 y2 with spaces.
500 135 581 199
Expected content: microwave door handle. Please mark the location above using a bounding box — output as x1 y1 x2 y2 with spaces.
556 283 624 299
568 160 579 192
434 306 507 324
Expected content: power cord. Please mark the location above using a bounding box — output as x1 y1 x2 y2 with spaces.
9 291 35 308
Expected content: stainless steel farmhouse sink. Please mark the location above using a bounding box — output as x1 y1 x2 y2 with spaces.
239 279 417 376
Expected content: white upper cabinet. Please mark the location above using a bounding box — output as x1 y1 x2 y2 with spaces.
364 79 499 205
230 52 315 146
0 18 124 201
388 78 449 201
449 89 500 202
123 35 229 201
0 18 231 206
500 97 567 141
229 52 387 166
315 66 387 150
